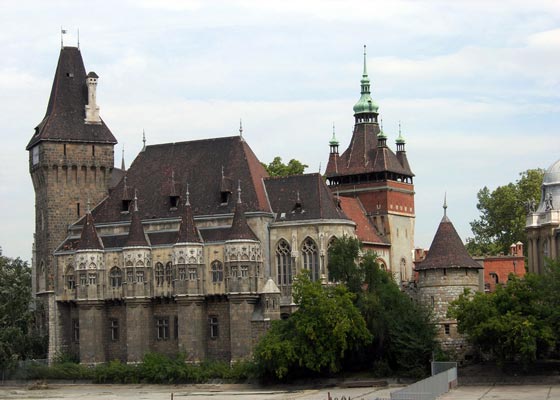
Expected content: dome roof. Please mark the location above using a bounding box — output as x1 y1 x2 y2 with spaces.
543 158 560 185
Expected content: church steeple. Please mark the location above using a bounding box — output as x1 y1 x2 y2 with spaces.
352 45 379 123
329 123 339 155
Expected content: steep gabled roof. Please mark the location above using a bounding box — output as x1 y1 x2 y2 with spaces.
176 198 202 244
228 195 259 241
416 214 481 270
87 136 271 224
264 173 349 222
125 200 149 247
26 47 116 149
338 197 386 245
76 212 103 250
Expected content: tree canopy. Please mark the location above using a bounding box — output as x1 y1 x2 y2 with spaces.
448 260 560 368
0 251 47 371
466 169 544 256
254 272 371 379
262 156 308 177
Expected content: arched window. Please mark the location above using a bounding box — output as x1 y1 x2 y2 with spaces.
377 259 387 271
276 240 292 285
165 262 172 284
155 262 164 286
110 267 122 288
400 258 407 281
66 266 75 289
489 272 499 284
302 237 319 282
211 261 223 283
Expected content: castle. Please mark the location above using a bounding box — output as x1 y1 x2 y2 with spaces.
27 45 416 364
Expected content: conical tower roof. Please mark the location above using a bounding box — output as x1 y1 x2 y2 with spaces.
417 200 481 271
125 193 149 247
26 47 117 149
76 209 103 250
176 187 202 244
229 183 258 241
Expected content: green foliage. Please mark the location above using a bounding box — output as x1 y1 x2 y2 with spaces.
327 236 363 293
466 169 544 256
0 253 47 371
254 272 372 379
262 156 308 177
449 260 560 368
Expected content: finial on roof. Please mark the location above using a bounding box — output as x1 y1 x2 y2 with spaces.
378 117 387 139
318 162 322 174
363 45 368 77
60 27 67 49
297 190 301 203
121 145 126 171
86 196 91 214
329 122 339 146
443 193 448 217
142 129 146 152
239 119 244 141
134 189 139 212
77 28 80 49
221 165 225 179
396 120 405 144
237 180 242 204
185 183 190 206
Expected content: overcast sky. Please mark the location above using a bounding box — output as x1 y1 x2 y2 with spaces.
1 0 559 262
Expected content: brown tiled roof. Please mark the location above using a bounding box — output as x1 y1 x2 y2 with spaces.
26 47 117 149
177 201 202 243
264 173 348 222
338 197 387 245
125 205 149 247
87 136 271 224
416 215 481 270
76 212 103 250
228 198 259 241
148 232 178 246
396 151 412 175
325 123 413 178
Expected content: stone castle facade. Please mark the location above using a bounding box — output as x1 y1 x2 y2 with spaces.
28 46 416 364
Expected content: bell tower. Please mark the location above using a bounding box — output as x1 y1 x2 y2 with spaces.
26 46 117 318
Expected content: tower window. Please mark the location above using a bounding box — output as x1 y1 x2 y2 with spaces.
209 316 219 339
110 319 119 341
156 318 169 340
122 200 131 212
77 203 80 217
169 195 180 209
444 324 450 335
220 191 230 204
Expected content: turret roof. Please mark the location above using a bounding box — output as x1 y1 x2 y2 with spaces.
125 195 149 247
76 211 103 250
176 190 202 244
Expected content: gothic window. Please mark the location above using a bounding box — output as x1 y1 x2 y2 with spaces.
156 318 169 340
209 316 219 339
276 240 292 285
165 262 172 284
126 268 134 283
178 267 187 280
490 272 499 284
241 265 249 277
110 319 119 341
72 319 80 342
231 266 239 278
88 272 97 285
377 259 387 271
79 273 87 286
66 266 75 289
155 262 164 286
136 271 145 283
188 268 198 280
110 267 122 288
302 237 319 282
400 258 407 281
211 261 223 283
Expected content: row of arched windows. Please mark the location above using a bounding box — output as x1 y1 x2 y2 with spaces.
275 237 333 285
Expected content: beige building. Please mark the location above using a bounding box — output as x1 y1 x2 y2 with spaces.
526 158 560 274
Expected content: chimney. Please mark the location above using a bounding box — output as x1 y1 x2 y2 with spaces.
85 71 101 124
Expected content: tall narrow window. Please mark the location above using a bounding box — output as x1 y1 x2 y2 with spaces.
72 319 80 342
276 240 292 285
77 202 80 217
241 265 248 277
174 317 179 339
88 272 97 285
92 145 95 156
211 261 223 283
110 319 119 341
165 262 172 284
444 324 450 335
79 273 87 286
155 262 164 286
136 271 145 283
110 267 122 288
209 316 219 339
126 268 134 283
302 238 319 281
66 266 75 289
188 267 198 280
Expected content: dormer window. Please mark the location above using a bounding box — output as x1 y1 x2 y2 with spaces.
292 202 304 214
66 72 74 78
169 195 180 209
220 191 230 205
121 199 131 213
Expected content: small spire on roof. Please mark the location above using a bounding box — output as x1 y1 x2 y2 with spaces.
185 183 190 206
86 196 91 213
77 28 80 49
297 190 301 203
134 189 139 212
142 129 146 152
237 180 242 204
60 26 66 49
221 165 225 179
239 119 244 141
443 192 448 219
121 145 126 171
318 162 322 174
363 45 368 77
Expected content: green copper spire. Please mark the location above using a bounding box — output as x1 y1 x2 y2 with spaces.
329 122 339 146
353 45 379 115
377 118 387 140
396 120 405 144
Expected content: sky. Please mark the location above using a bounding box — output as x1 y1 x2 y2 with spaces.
1 0 559 262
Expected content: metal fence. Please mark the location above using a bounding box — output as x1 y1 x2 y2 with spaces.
376 362 457 400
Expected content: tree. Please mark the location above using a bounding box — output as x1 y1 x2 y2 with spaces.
254 272 371 379
448 261 560 368
262 156 308 177
328 240 437 376
466 169 544 256
0 252 47 372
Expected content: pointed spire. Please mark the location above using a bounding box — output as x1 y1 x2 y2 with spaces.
237 180 242 204
229 181 258 241
362 44 368 78
396 120 405 144
377 117 387 146
442 193 450 223
125 189 149 247
76 207 103 250
239 119 244 141
77 28 80 49
353 45 379 119
329 122 339 146
177 183 201 244
121 145 126 171
142 129 146 152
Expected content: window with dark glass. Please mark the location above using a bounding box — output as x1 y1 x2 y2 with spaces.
302 238 319 281
231 266 239 278
174 316 179 339
241 265 249 277
211 261 223 282
165 262 172 284
136 271 144 283
156 318 169 340
126 268 134 283
79 273 87 286
72 319 80 342
188 267 198 280
209 316 219 339
155 262 164 286
66 267 75 289
444 324 450 335
110 319 119 341
110 267 122 288
276 240 292 285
